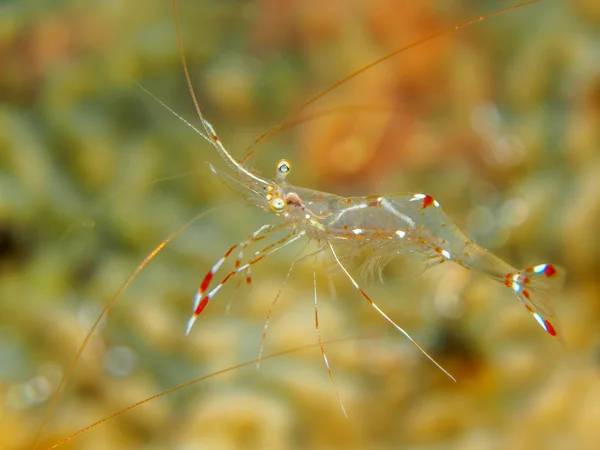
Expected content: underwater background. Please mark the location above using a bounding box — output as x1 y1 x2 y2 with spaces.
1 0 599 449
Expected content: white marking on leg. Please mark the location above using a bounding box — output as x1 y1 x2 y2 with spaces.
203 119 217 138
533 312 548 332
185 315 197 335
211 256 226 274
192 292 201 312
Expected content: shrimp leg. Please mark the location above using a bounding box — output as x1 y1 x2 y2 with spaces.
191 223 282 321
313 256 348 417
187 230 304 334
329 243 456 382
258 244 326 367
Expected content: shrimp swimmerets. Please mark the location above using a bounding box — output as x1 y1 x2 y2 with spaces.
172 0 563 412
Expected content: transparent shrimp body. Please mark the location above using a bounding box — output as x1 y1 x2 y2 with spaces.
278 183 562 338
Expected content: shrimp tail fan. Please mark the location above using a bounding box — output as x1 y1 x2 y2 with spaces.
504 263 566 340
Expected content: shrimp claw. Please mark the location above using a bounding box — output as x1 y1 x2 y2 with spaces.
187 229 304 334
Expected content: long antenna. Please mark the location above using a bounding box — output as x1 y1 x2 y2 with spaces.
171 0 271 188
242 0 541 160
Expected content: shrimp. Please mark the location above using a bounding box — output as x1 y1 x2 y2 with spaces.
33 0 562 447
172 0 561 413
184 126 563 413
187 164 564 341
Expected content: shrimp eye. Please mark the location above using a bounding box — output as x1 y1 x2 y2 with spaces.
270 197 286 212
277 159 291 174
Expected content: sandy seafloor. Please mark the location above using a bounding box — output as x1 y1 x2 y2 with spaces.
1 1 599 449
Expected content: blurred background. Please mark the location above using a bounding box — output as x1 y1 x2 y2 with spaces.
1 0 599 449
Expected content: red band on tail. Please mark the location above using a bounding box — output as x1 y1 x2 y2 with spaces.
544 264 557 277
544 320 557 336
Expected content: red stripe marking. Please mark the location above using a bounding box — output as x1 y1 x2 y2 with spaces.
199 272 213 294
222 272 235 284
224 245 237 258
523 277 531 284
544 320 557 336
194 296 209 315
246 277 252 285
504 274 512 288
544 264 557 277
250 255 265 265
359 288 374 304
262 243 275 252
523 290 530 299
235 260 241 269
422 195 434 209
